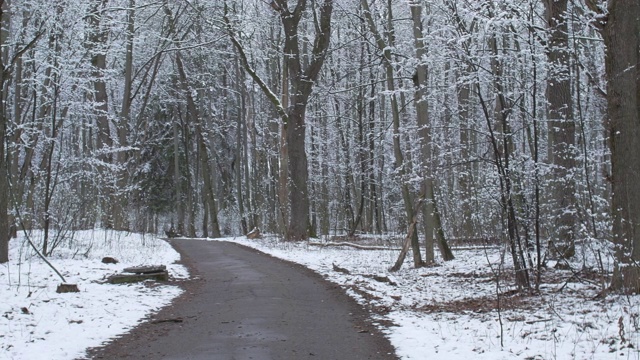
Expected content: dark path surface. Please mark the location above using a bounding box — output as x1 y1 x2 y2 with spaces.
88 240 398 360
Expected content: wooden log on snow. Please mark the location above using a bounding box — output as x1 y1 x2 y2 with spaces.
122 265 167 274
308 242 400 251
107 270 169 284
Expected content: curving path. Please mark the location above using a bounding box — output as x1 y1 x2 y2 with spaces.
87 240 398 360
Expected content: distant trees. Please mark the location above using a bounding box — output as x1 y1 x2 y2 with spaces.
0 0 634 295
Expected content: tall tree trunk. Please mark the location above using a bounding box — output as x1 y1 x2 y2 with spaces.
173 117 184 235
410 3 437 264
42 89 63 256
198 130 221 238
457 65 475 239
112 0 136 231
0 1 42 262
544 0 576 259
236 73 248 234
367 75 381 234
8 11 29 239
0 0 11 263
285 104 311 240
605 0 640 293
278 60 289 235
87 0 114 228
278 0 333 241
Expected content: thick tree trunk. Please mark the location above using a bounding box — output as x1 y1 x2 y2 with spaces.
605 0 640 293
278 62 289 235
285 105 310 240
277 0 334 240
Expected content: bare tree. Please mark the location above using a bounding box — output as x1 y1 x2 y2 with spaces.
226 0 333 240
409 2 454 263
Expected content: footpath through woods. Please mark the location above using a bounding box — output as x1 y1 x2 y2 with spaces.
87 240 398 359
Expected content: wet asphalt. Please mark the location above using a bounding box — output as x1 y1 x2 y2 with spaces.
87 240 398 360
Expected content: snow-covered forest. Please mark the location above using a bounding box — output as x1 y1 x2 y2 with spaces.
0 0 639 293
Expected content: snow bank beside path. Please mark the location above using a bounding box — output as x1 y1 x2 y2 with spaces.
0 230 187 360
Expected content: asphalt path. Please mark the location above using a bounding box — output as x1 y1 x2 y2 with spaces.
87 240 398 360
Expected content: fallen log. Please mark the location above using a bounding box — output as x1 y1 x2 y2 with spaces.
123 265 167 274
108 270 169 284
308 242 400 251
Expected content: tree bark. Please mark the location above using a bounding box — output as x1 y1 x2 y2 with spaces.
409 3 436 264
544 0 576 259
111 0 136 231
278 0 333 241
605 0 640 293
0 0 10 262
87 0 114 228
0 1 43 262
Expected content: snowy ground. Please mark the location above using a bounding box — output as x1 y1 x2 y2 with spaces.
2 230 639 360
217 235 640 360
0 230 188 360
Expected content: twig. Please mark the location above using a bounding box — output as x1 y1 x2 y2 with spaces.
8 178 66 283
151 317 184 324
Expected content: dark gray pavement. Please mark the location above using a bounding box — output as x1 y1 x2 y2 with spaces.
87 240 398 360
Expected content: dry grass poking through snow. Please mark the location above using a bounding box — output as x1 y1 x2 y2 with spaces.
224 235 640 360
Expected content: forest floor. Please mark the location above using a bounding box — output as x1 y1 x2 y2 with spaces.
225 235 640 360
1 230 639 359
